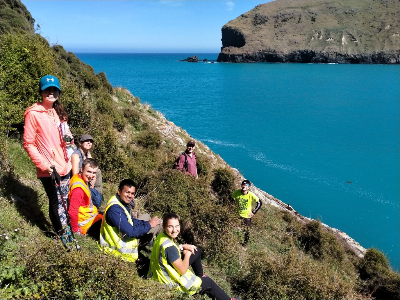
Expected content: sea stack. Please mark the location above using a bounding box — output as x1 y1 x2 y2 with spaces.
217 0 400 64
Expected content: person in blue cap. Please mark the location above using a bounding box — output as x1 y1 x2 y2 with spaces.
24 75 75 249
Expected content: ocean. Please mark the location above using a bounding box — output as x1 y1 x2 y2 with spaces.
76 53 399 270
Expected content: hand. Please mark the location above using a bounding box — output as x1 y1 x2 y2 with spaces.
47 166 54 176
182 244 197 255
89 176 96 189
182 249 192 257
248 212 254 218
148 216 161 228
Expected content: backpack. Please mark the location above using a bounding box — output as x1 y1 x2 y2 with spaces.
173 152 188 171
90 187 103 209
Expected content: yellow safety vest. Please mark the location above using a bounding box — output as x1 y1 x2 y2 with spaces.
99 196 139 262
149 232 202 294
68 174 101 235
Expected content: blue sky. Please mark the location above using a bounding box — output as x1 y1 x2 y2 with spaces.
22 1 270 53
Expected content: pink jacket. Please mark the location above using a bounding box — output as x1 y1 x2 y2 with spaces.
23 103 71 178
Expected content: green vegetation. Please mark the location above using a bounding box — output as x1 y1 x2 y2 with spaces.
1 0 399 299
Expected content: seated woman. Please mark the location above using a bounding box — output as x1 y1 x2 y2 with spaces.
149 212 240 300
71 134 103 208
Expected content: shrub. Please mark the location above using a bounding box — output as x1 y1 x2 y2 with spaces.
97 71 113 93
211 167 236 202
195 153 211 178
0 0 34 35
235 249 357 300
0 33 55 136
124 107 148 131
136 130 162 149
358 248 400 300
112 109 126 132
59 80 90 129
298 220 345 263
143 170 240 269
14 239 174 300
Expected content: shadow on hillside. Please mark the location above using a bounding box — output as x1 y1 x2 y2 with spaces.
1 171 53 236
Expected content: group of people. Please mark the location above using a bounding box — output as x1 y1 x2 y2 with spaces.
23 75 263 300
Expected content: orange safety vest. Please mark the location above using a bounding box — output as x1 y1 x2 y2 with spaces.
68 174 102 234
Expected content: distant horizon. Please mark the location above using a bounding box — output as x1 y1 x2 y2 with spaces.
75 52 220 54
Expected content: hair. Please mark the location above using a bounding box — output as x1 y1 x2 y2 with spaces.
38 86 68 121
82 158 98 170
118 179 137 191
54 101 68 122
186 140 195 147
162 212 180 232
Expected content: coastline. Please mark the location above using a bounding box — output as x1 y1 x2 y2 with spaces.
135 90 367 259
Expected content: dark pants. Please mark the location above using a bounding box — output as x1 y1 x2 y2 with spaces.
184 249 230 300
39 172 71 234
242 217 251 246
86 218 102 240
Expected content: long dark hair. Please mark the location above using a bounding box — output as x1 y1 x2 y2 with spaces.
38 87 68 121
53 100 68 122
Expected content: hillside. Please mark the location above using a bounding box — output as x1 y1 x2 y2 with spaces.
1 0 399 299
217 0 400 63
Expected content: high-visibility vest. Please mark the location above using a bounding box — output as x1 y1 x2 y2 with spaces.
68 174 101 234
148 232 202 294
99 196 139 262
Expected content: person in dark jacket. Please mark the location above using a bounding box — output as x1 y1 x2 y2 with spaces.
100 179 161 263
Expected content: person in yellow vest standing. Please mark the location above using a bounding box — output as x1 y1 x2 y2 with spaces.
149 212 241 300
68 158 103 238
100 179 161 263
231 180 262 248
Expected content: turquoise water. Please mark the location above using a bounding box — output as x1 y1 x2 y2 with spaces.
77 53 399 270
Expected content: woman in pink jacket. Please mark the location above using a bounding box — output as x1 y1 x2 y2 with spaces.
23 75 73 244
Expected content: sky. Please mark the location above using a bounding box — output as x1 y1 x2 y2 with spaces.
22 0 271 53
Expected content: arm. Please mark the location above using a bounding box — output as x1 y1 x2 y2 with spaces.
171 249 192 275
105 205 151 238
71 153 80 175
176 154 186 172
68 188 86 233
23 112 52 173
181 244 197 255
252 199 262 215
248 193 262 217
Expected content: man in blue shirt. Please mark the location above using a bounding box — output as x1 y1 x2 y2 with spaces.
101 179 161 266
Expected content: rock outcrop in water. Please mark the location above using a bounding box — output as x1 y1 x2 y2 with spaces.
217 0 400 64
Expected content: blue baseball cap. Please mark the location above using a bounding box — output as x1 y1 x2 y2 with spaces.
39 75 61 91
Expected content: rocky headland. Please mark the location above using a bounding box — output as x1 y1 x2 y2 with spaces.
217 0 400 64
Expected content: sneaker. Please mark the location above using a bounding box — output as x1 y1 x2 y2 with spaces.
231 297 241 300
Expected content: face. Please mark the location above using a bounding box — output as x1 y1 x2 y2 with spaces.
165 218 180 239
41 86 60 104
81 165 98 184
117 185 135 205
186 144 195 153
241 183 250 194
80 140 93 151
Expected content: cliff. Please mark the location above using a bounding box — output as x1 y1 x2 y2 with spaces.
217 0 400 63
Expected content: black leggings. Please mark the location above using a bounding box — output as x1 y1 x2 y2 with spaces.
39 173 71 234
184 249 230 300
